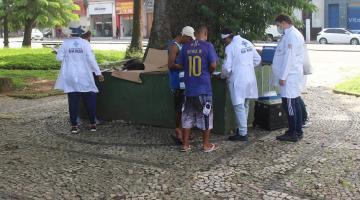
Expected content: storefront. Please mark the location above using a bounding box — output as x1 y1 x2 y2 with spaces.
88 2 115 37
116 0 134 37
115 0 154 38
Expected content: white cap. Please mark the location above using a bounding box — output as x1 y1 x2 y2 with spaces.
181 26 195 40
62 21 89 36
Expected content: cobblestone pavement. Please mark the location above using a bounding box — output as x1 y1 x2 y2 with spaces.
0 87 360 200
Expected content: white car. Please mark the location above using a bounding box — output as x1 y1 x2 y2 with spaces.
31 29 44 40
317 28 360 45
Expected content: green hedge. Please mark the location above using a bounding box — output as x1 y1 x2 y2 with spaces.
0 48 125 70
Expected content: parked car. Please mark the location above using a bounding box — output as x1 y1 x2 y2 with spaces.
265 25 283 42
31 29 44 40
317 28 360 45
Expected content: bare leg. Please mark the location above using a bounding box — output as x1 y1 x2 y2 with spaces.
182 128 191 149
202 130 211 149
175 112 183 142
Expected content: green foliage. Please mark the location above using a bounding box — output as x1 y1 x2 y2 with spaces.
164 0 316 56
15 0 79 28
0 48 125 70
335 75 360 96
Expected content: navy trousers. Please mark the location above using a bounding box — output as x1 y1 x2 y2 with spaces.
282 97 303 136
299 97 308 124
68 92 97 126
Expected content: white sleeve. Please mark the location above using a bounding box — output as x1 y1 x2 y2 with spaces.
252 45 262 67
280 37 294 80
85 42 101 76
56 43 65 62
221 46 232 79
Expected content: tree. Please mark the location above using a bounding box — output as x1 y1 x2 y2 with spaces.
0 0 12 48
126 0 143 59
15 0 79 47
146 0 316 57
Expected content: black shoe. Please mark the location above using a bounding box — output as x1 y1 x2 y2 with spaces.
297 133 303 140
90 124 96 132
228 134 248 141
71 126 79 134
276 133 298 142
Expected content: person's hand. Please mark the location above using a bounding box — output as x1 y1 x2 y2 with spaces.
279 79 286 86
98 75 105 82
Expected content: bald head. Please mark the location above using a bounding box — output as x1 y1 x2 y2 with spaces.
195 26 208 41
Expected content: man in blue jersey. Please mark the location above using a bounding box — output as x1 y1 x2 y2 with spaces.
179 26 219 152
168 26 195 144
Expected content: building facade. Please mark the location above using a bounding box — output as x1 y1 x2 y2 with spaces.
72 0 153 38
324 0 360 30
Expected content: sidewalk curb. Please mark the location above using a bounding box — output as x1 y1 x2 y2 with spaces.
333 89 360 97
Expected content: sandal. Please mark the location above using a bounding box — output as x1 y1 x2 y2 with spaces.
181 145 191 152
203 143 219 153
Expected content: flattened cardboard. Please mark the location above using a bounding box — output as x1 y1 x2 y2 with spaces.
111 48 168 83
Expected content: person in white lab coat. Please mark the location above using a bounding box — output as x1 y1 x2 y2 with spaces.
55 23 104 134
221 28 262 141
272 14 305 142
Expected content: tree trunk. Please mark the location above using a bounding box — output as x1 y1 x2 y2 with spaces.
22 19 33 47
2 0 9 48
143 0 172 59
129 0 142 51
3 15 9 48
125 0 143 58
143 0 198 59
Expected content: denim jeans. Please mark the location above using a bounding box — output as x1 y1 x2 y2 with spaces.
233 99 250 136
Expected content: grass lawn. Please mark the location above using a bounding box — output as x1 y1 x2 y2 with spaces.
0 70 58 89
0 48 125 70
334 75 360 96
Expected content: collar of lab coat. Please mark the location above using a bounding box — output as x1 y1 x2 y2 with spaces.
230 35 242 45
284 26 294 35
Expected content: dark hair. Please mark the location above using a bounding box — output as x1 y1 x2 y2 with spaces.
81 31 91 39
221 28 234 39
275 14 293 24
221 28 233 35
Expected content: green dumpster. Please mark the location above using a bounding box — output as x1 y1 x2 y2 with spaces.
87 65 274 135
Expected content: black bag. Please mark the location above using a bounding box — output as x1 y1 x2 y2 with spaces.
122 59 145 71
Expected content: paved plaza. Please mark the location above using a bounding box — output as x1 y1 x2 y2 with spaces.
1 43 360 199
1 85 360 199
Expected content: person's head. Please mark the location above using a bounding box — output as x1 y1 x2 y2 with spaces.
195 26 208 41
221 28 234 45
81 31 91 42
180 26 195 44
275 14 293 33
66 21 85 37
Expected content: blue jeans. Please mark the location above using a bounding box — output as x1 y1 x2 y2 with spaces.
68 92 97 126
234 99 250 136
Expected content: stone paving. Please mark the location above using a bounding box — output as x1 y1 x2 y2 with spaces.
0 87 360 200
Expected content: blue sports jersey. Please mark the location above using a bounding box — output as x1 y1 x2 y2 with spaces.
168 40 185 90
179 40 218 96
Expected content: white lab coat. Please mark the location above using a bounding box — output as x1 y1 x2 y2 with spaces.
222 35 262 105
272 26 305 98
55 37 101 93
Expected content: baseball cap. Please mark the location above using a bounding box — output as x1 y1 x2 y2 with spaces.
221 28 233 39
181 26 195 40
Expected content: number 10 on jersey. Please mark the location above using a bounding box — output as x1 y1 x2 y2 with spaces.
188 56 202 77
